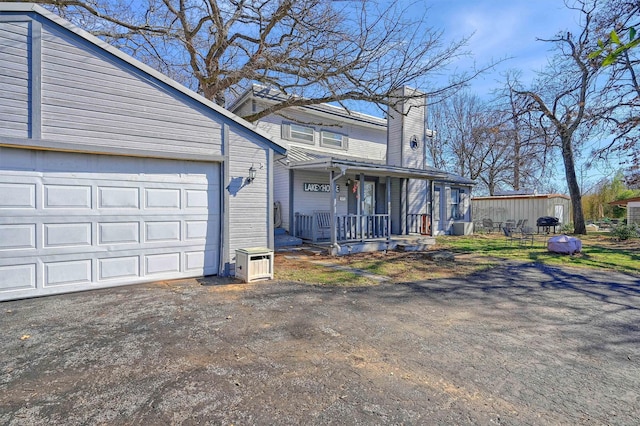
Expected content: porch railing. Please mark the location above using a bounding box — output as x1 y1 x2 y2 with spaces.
407 213 431 235
294 212 390 242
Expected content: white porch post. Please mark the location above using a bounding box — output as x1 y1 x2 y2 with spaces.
330 170 337 245
401 178 407 235
429 180 435 236
386 176 391 241
359 173 365 240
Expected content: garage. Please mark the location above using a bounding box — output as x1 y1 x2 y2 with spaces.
1 5 286 300
0 147 221 301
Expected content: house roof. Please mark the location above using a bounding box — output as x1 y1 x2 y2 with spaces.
609 196 640 206
1 3 286 155
285 146 474 184
472 193 570 201
229 85 388 128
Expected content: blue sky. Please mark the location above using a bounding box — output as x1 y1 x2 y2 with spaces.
413 1 615 192
421 0 582 96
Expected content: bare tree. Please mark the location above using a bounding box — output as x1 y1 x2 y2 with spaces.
495 71 553 192
428 89 551 196
514 1 604 235
589 0 640 186
13 0 486 120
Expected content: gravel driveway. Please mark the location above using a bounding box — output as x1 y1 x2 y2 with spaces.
1 261 639 425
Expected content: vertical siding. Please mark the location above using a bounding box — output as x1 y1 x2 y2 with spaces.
401 91 426 170
273 162 290 231
387 87 426 169
386 113 402 167
407 179 427 213
0 20 30 138
472 196 572 229
628 203 640 225
38 23 223 157
226 128 271 264
391 178 402 234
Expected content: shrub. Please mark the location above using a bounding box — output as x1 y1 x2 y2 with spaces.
559 223 574 234
611 223 640 241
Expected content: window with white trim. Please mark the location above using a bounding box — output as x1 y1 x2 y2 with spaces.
451 188 465 220
282 123 315 144
320 130 348 149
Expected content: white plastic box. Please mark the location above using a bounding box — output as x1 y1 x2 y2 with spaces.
235 247 274 282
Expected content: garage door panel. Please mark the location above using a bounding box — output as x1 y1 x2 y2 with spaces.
0 224 36 249
98 186 140 209
98 222 140 245
0 147 221 301
44 223 92 247
44 259 92 287
98 256 140 281
43 184 92 209
0 182 36 208
145 188 181 208
145 252 180 275
0 263 36 291
145 221 181 242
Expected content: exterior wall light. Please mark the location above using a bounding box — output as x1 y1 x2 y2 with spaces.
248 165 257 183
346 178 352 187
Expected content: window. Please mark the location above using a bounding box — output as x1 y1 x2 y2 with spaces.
320 130 347 149
433 187 441 221
450 189 465 220
283 123 314 144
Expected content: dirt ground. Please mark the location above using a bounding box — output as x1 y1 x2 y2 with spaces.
1 260 639 425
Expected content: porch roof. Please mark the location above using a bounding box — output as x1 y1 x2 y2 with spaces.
285 146 474 184
289 157 449 180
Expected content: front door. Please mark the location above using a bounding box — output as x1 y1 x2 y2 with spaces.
363 181 375 215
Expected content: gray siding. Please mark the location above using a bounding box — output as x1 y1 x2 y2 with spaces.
0 20 30 138
273 162 291 231
407 179 427 214
257 109 387 161
226 128 271 265
291 170 349 215
387 87 426 169
38 24 223 158
391 177 402 234
386 114 402 167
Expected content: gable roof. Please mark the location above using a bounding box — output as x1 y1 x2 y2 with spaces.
609 196 640 206
229 84 388 128
0 3 286 155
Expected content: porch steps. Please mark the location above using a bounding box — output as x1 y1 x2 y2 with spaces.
274 228 303 248
395 237 437 252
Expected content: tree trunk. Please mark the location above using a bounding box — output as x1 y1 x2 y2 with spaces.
561 134 587 234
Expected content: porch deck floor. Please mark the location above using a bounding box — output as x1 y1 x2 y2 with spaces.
288 234 436 256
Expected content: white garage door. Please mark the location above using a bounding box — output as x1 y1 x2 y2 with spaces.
0 147 221 301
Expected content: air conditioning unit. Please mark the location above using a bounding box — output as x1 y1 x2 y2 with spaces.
235 247 274 282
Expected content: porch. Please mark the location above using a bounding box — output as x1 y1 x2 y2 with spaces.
294 212 431 243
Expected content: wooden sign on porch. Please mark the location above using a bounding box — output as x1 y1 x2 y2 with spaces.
303 183 340 193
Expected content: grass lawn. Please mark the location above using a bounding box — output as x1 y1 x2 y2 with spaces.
274 232 639 286
436 232 640 275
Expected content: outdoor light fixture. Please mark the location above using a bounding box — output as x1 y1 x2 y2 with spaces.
346 178 352 187
248 165 257 183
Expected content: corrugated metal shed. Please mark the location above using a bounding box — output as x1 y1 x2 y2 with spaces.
472 194 572 230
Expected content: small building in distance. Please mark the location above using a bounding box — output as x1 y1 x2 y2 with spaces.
609 197 640 226
472 193 572 231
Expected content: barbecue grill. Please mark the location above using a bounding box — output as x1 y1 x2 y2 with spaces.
536 216 560 233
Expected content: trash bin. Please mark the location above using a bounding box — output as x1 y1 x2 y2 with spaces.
235 247 274 282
